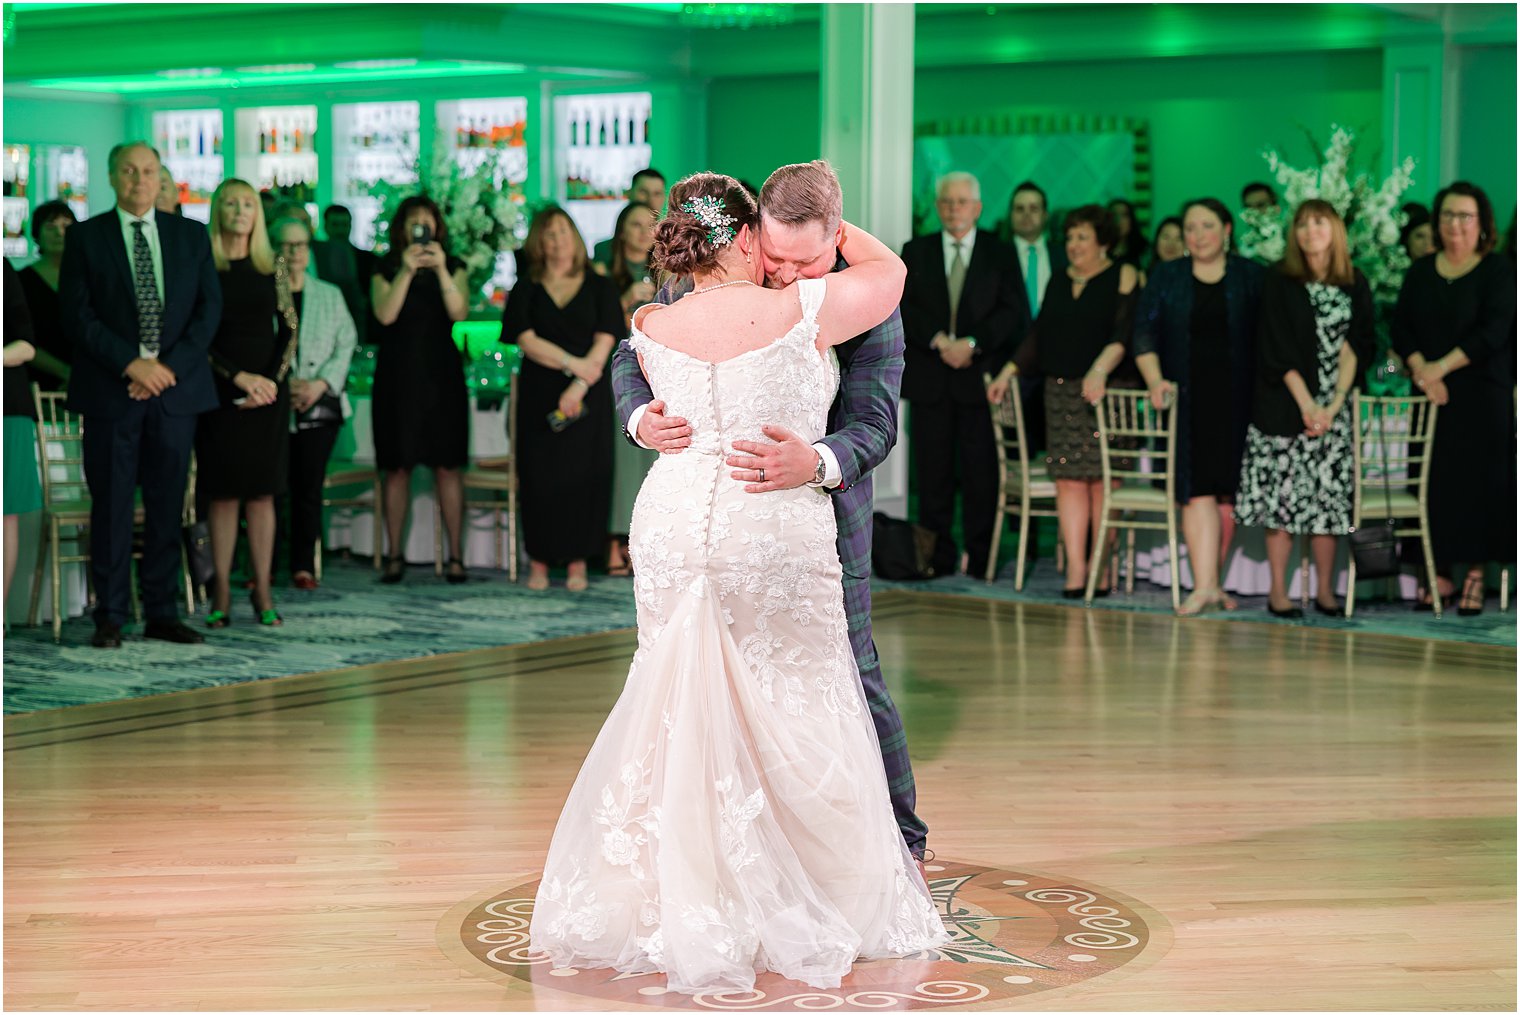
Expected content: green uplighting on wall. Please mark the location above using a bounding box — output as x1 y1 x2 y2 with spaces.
26 59 528 94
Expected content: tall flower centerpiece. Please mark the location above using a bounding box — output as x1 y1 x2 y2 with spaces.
370 147 527 310
1236 125 1418 392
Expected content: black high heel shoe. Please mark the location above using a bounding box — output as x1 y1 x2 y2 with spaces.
380 556 405 584
1414 583 1456 612
445 558 468 585
1458 573 1486 617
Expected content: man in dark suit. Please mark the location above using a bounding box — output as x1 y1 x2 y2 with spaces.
313 204 377 344
900 171 1021 577
61 141 222 648
1008 180 1067 454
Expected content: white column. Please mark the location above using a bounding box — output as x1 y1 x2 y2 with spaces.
821 3 915 519
1383 42 1457 194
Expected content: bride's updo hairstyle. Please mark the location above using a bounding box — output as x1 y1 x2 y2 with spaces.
651 172 758 277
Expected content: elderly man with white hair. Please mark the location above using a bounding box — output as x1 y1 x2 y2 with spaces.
899 171 1022 577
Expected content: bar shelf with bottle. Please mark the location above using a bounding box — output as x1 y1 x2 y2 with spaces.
234 105 318 221
333 101 419 249
153 109 224 223
38 145 89 223
555 92 652 252
3 144 31 259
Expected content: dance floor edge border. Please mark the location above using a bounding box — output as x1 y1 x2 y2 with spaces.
7 589 1512 744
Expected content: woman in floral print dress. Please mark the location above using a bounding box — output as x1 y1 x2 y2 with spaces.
1235 200 1374 618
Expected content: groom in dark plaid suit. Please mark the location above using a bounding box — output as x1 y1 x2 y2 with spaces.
610 160 930 862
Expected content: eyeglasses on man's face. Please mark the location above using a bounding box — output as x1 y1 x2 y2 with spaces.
279 240 311 253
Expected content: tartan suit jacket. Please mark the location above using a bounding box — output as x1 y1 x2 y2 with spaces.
610 256 904 581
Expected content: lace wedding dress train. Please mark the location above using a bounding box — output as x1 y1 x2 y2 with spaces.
530 278 948 995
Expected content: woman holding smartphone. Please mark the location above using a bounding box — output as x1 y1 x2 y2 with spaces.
502 206 625 592
371 196 470 584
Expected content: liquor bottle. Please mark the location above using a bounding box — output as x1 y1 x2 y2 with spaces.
643 112 651 145
258 126 267 154
627 112 637 147
294 125 303 153
597 114 607 147
612 115 621 146
213 125 223 156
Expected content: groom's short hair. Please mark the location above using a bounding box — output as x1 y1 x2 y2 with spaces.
759 160 843 236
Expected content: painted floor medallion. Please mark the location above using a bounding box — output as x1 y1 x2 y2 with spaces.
446 859 1165 1009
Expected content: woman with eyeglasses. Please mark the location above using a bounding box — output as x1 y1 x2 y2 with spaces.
1392 181 1518 615
269 215 358 591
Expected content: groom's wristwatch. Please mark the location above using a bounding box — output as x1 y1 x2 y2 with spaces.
812 452 828 487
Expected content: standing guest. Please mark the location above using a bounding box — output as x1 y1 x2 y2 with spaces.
1000 180 1067 453
370 195 471 584
502 207 623 592
591 199 659 576
4 262 41 608
156 166 181 216
16 200 77 391
1107 198 1148 269
269 201 315 242
1132 199 1265 615
900 171 1022 577
1400 204 1435 261
989 205 1139 596
313 204 377 344
197 179 292 628
270 215 358 591
61 141 222 648
1241 183 1280 214
1149 215 1186 269
591 168 667 264
1235 200 1374 618
1392 182 1518 615
593 201 659 317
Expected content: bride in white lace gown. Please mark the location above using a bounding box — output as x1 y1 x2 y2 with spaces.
531 173 948 995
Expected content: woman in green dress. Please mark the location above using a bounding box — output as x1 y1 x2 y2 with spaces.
592 200 658 576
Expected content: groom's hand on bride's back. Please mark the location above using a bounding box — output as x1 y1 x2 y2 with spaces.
638 399 693 454
727 425 819 493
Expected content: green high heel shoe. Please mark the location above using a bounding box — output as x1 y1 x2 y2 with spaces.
250 591 283 627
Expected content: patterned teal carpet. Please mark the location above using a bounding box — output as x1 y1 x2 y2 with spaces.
4 555 1512 715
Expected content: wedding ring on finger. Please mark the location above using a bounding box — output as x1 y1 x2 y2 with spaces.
758 468 765 483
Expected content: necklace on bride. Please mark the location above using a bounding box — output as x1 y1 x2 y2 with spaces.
691 279 757 295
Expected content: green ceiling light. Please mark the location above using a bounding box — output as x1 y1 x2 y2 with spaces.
26 59 528 94
679 3 795 29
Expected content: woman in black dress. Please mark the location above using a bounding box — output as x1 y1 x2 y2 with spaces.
1235 200 1374 618
198 179 292 628
502 206 624 592
1392 181 1518 615
993 204 1139 596
1107 198 1148 270
1133 198 1265 614
370 196 471 584
16 200 77 391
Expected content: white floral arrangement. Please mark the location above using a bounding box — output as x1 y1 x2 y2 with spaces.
370 147 527 306
1237 124 1417 310
1237 125 1418 391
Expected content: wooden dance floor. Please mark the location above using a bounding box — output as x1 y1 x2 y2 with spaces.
5 591 1514 1011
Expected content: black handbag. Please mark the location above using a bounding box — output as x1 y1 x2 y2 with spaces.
871 512 941 580
1348 401 1402 580
182 519 216 590
296 392 343 430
